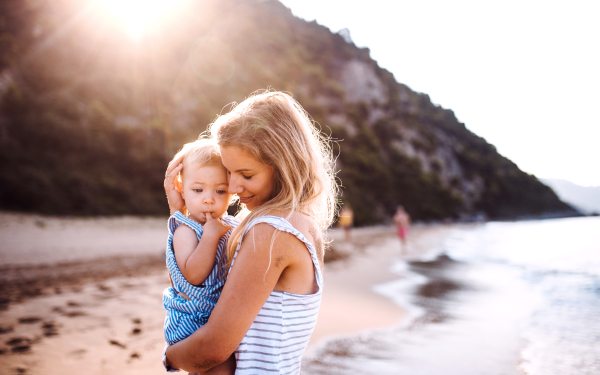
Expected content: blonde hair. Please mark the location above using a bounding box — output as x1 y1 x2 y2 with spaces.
207 91 339 270
174 138 225 184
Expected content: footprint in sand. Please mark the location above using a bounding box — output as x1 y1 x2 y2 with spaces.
109 340 126 349
63 311 86 318
42 322 59 337
6 338 30 346
51 306 86 318
18 317 41 324
131 317 142 335
11 345 31 353
6 337 32 353
69 348 87 357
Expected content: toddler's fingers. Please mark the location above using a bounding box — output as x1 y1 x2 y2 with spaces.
225 225 232 231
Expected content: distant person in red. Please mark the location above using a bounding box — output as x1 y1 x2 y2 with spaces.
393 206 411 253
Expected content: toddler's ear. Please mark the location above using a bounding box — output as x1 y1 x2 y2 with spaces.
174 177 183 193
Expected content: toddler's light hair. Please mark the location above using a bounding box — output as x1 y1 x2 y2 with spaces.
174 138 224 184
207 91 340 271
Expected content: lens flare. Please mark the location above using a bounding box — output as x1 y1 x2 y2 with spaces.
94 0 185 41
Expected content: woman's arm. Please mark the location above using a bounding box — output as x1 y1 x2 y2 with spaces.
165 223 303 373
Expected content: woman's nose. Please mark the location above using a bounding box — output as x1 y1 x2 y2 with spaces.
228 175 244 194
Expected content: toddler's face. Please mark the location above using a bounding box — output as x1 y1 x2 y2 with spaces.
181 164 232 224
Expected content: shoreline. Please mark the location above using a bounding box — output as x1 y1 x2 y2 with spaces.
0 213 467 373
308 223 471 349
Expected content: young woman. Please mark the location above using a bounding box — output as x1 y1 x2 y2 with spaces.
163 91 338 374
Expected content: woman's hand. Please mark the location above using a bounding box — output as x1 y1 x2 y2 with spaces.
164 156 185 215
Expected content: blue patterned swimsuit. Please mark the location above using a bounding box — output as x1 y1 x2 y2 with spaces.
162 211 239 345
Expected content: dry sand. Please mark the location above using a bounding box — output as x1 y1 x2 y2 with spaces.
0 212 463 374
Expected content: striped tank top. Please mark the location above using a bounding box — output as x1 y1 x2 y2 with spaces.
231 215 323 375
163 211 239 345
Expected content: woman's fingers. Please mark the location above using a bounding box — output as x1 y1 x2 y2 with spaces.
166 156 184 176
164 163 185 214
168 154 184 167
165 163 183 187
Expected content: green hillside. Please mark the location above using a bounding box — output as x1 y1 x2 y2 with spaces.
0 0 575 223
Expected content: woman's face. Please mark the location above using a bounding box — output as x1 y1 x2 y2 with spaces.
220 145 275 211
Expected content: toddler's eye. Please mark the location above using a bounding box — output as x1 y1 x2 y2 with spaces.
193 189 203 193
217 190 226 194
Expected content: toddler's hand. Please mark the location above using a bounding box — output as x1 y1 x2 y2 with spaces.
203 214 232 239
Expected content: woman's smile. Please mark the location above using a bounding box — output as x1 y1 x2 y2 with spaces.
238 195 254 204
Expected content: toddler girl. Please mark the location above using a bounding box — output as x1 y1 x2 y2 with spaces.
162 139 239 373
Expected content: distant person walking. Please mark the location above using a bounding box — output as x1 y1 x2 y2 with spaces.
393 206 411 253
338 205 354 241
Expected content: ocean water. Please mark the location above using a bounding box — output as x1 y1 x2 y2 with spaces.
303 216 600 375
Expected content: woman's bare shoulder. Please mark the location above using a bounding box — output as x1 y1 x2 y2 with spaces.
242 211 314 248
264 210 314 230
259 210 323 262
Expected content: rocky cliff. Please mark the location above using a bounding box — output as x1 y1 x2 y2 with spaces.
0 0 575 223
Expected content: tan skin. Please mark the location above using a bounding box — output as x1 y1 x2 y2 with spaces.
163 146 321 373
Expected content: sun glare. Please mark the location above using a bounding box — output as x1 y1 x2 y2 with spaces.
95 0 186 41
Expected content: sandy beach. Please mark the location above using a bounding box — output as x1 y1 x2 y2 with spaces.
0 212 462 374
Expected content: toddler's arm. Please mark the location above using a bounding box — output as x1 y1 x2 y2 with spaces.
173 214 232 286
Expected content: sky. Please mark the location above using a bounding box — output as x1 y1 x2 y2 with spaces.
279 0 600 187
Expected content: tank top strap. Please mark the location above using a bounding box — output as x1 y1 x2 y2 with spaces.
168 211 204 237
237 215 323 288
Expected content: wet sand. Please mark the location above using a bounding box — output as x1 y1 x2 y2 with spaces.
0 212 462 374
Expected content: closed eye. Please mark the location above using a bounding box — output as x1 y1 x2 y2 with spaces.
242 174 252 180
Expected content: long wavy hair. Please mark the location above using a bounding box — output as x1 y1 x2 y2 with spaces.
206 91 339 271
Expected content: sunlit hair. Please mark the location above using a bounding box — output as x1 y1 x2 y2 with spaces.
206 91 339 271
174 138 224 184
